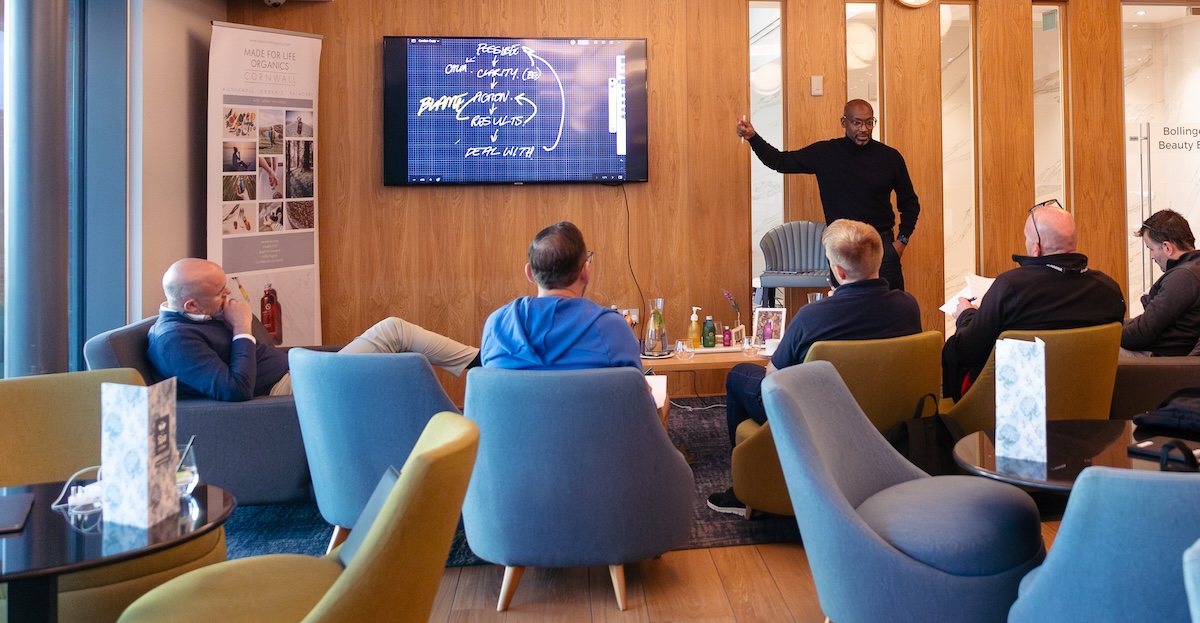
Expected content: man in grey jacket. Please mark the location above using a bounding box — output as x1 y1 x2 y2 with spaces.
1123 209 1200 356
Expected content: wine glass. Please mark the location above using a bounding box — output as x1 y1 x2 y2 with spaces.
674 339 695 361
176 444 199 497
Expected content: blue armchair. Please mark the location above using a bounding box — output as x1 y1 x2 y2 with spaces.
762 361 1045 623
84 316 312 504
1008 467 1200 623
462 367 693 611
288 348 459 550
1186 538 1200 623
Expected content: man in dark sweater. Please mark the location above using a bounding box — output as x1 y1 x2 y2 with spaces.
736 99 919 290
942 202 1126 399
707 219 923 517
148 258 480 401
1122 209 1200 356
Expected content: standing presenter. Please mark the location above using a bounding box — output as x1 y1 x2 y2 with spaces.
737 99 919 290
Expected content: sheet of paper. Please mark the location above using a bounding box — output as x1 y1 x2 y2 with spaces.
646 375 667 410
994 337 1046 465
939 274 997 314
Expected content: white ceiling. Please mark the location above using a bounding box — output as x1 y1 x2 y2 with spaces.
1122 5 1194 26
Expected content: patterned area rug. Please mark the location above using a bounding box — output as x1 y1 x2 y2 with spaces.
225 396 801 564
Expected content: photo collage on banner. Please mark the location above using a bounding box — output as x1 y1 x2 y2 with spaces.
209 23 322 346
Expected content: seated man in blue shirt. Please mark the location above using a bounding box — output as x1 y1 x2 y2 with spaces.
708 218 923 517
481 221 641 370
148 258 480 401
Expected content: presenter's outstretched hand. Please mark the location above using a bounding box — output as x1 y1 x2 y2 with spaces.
223 297 254 336
736 116 756 140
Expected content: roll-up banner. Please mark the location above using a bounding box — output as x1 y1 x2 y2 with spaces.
207 22 322 346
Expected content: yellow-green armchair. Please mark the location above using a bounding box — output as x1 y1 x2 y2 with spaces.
732 330 943 518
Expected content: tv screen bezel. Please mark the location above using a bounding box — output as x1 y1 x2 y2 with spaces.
383 35 649 187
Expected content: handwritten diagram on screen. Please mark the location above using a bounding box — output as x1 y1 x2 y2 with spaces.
383 36 648 186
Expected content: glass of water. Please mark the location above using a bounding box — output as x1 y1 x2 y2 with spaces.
176 443 199 497
674 339 695 360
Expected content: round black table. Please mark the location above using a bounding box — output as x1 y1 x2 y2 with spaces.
952 419 1159 492
0 482 235 623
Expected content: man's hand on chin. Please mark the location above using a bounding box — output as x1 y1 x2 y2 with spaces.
223 298 254 336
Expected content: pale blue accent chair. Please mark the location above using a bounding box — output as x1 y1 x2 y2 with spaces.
762 361 1045 623
1186 538 1200 623
1008 467 1200 623
288 348 458 550
462 367 694 612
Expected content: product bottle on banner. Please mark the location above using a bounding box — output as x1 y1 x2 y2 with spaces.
262 284 283 345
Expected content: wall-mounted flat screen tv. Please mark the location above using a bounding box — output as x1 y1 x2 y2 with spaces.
383 36 649 186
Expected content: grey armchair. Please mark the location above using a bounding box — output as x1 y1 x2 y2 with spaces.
758 220 831 304
1008 467 1200 623
83 316 312 504
762 361 1045 623
287 348 459 550
462 367 694 611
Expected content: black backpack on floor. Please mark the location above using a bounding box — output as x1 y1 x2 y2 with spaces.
883 393 965 476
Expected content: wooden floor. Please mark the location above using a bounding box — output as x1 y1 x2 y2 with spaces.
429 522 1061 622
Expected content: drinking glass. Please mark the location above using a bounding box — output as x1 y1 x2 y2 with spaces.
741 338 759 357
674 339 695 360
807 292 824 304
176 444 199 496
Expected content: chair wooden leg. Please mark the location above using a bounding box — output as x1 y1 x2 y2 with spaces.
498 565 525 611
609 564 627 611
743 506 755 520
325 525 350 554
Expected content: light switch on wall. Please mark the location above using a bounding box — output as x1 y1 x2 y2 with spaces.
811 75 824 96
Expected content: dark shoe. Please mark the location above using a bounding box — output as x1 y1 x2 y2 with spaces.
706 487 746 518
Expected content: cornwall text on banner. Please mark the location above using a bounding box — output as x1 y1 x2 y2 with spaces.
207 22 323 346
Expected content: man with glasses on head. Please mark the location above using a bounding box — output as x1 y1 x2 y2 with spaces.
480 221 641 370
736 99 919 290
1122 209 1200 357
940 200 1125 399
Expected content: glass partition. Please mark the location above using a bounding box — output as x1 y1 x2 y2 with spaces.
1122 5 1200 314
941 4 976 335
1032 4 1066 204
846 3 879 117
749 1 784 289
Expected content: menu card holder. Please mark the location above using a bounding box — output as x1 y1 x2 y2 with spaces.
101 377 177 529
994 337 1047 472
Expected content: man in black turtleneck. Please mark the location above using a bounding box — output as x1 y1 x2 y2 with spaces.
941 202 1125 400
736 99 919 290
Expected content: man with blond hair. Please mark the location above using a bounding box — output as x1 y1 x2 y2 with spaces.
708 219 922 517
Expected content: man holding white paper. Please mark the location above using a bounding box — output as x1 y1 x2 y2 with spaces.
942 201 1125 400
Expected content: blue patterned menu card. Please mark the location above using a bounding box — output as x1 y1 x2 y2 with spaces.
101 377 177 529
994 337 1047 465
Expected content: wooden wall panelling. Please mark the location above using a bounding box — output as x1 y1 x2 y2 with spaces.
975 0 1035 277
882 0 944 333
1065 0 1127 297
677 0 753 397
780 0 847 324
229 0 748 401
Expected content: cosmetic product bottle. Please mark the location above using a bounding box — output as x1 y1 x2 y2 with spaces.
702 315 717 348
687 307 703 349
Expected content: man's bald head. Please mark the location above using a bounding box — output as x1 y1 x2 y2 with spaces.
163 258 229 314
1025 205 1077 256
